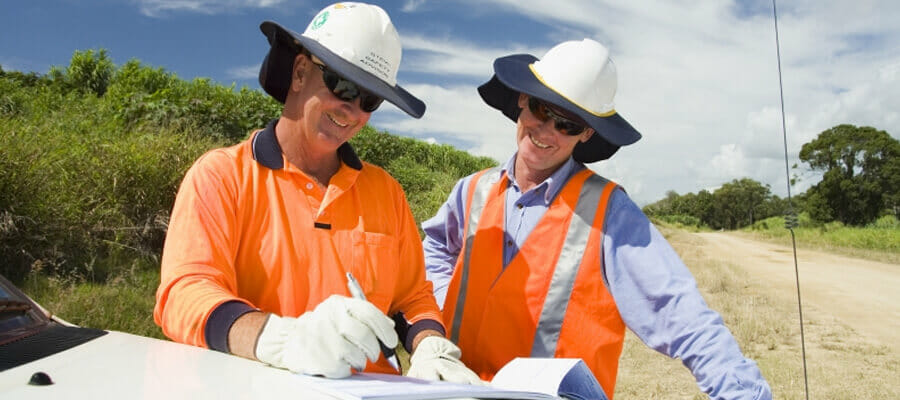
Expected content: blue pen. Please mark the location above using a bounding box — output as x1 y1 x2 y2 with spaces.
346 272 396 359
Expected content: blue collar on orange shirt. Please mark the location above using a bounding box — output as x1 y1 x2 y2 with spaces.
251 118 363 171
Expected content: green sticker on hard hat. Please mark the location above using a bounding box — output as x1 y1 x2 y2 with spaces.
312 11 328 29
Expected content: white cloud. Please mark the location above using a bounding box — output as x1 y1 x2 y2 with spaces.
391 0 900 205
135 0 900 205
226 64 260 80
0 57 26 72
402 0 428 13
401 34 541 79
370 84 516 163
709 144 749 181
136 0 286 17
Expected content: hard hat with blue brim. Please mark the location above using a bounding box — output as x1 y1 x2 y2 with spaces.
478 39 641 162
259 2 425 118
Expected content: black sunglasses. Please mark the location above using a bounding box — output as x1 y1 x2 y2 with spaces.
527 97 588 136
313 62 384 113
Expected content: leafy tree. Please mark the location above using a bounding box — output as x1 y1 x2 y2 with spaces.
65 49 115 96
644 179 779 230
799 124 899 225
0 66 48 88
103 59 282 141
642 190 680 217
694 189 716 226
708 178 773 229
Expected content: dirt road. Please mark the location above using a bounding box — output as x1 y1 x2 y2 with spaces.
695 231 899 351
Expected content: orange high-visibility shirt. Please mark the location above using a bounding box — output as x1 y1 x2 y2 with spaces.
154 121 442 373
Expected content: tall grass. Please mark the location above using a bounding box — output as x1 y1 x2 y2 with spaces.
0 102 224 282
22 262 165 339
742 214 900 264
1 64 233 283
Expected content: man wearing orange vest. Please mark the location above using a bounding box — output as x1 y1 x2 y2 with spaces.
154 3 479 383
422 39 773 399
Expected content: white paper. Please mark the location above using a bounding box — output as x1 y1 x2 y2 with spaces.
491 358 581 395
290 372 558 400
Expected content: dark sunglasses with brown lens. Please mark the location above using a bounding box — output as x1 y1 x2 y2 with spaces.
527 97 588 136
311 61 384 113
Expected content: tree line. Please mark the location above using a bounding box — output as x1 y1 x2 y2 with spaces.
643 124 899 230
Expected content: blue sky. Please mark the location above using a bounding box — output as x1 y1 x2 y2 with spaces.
3 0 898 205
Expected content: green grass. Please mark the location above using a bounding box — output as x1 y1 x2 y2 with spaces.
22 262 165 339
648 216 711 233
741 214 900 264
0 83 227 283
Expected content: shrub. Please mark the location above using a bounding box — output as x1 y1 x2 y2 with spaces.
104 60 177 128
868 215 899 229
351 126 495 178
0 72 223 281
0 79 23 117
655 214 704 229
66 49 115 96
104 59 281 140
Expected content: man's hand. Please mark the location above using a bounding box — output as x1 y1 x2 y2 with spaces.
254 295 398 378
406 336 484 385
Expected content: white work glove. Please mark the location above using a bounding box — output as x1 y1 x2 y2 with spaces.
254 295 398 378
406 336 485 385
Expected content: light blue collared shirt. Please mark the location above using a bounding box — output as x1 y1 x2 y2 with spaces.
421 154 772 400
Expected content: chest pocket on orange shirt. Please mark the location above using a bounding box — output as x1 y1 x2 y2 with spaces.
349 230 399 312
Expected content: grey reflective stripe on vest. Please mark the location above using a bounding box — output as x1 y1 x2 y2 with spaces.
450 167 502 343
531 174 609 356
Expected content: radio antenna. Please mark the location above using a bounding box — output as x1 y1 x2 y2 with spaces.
771 1 810 399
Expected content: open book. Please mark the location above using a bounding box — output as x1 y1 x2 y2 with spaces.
290 358 608 400
492 358 608 400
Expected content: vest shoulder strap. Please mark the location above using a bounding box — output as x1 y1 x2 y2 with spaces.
531 172 617 356
450 166 502 342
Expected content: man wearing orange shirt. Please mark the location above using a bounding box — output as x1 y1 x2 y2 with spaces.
154 3 479 383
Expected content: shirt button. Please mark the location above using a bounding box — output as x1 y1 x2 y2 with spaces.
506 240 513 246
305 182 313 190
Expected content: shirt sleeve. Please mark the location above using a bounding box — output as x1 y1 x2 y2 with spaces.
153 151 253 347
383 175 444 331
602 189 772 400
421 176 473 309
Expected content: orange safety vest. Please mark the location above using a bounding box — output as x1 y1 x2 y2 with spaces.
442 167 626 399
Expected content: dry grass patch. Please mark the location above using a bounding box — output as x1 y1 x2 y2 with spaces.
614 225 898 399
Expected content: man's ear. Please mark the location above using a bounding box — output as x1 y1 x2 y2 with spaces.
517 93 528 108
580 128 596 143
291 54 307 92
